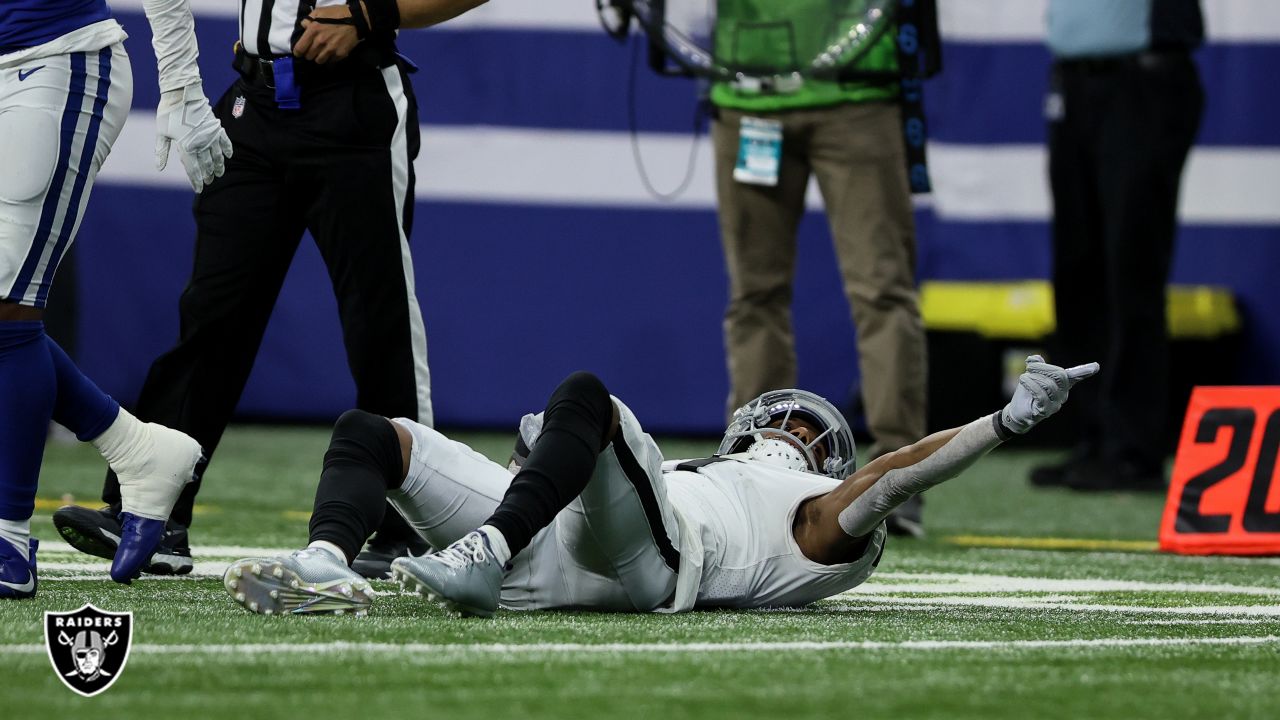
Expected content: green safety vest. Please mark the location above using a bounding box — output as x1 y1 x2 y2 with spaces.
709 0 901 112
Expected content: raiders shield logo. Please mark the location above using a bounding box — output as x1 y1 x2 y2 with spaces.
44 605 133 697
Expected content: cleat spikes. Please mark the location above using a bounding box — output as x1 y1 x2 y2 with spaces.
233 566 243 578
224 550 375 617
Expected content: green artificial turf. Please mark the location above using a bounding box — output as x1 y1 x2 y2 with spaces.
5 426 1278 719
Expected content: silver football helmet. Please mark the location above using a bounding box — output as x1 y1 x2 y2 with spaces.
718 389 857 479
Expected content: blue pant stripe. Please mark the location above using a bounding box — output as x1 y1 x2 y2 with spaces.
35 47 113 307
10 52 88 305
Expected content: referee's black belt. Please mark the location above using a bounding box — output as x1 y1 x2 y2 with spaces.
1055 49 1193 75
232 43 390 89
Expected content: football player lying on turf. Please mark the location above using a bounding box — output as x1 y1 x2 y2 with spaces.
225 356 1097 616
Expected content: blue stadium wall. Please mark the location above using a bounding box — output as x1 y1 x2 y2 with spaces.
75 0 1280 434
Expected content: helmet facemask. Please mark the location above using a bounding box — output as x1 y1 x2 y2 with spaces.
718 389 857 479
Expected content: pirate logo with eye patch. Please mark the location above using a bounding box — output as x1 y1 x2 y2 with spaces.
45 605 133 697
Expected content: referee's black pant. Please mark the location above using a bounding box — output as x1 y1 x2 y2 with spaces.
1048 52 1203 472
102 54 431 540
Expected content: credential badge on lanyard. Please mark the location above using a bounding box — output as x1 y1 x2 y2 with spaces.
734 117 783 187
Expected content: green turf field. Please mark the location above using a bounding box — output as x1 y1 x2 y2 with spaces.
6 426 1279 719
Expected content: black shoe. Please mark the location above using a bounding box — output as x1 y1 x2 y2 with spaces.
885 495 925 538
1029 445 1096 488
1029 461 1073 487
351 533 431 580
1066 460 1166 494
52 505 194 575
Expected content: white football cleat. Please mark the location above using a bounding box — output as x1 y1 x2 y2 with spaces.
391 531 503 618
224 548 374 616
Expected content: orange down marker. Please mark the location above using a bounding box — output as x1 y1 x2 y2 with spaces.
1160 387 1280 555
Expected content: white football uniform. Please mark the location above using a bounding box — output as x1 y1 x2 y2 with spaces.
0 19 131 308
665 459 886 609
387 397 885 613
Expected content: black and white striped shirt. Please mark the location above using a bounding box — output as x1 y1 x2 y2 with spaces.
238 0 339 57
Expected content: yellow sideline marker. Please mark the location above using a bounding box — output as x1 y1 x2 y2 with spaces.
945 535 1158 553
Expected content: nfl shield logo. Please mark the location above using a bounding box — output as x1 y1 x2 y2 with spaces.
44 604 133 697
232 95 246 118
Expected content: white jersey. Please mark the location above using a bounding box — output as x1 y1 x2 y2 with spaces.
394 407 885 615
664 458 887 609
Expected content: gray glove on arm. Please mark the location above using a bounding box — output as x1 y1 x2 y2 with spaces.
144 0 232 192
998 355 1101 436
837 356 1101 539
156 85 232 193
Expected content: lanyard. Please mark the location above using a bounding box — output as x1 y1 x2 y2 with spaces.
896 0 932 194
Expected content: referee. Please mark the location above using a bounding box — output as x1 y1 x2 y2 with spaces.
55 0 490 578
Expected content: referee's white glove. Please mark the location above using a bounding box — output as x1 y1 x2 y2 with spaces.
156 83 233 193
999 355 1100 435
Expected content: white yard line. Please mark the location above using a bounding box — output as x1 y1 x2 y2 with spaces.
1124 619 1274 626
40 561 232 579
848 574 1280 597
3 636 1277 657
844 595 1280 617
38 540 289 557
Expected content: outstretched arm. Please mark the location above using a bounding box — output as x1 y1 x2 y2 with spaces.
794 357 1100 564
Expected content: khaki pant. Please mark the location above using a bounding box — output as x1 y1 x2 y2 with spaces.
712 102 926 456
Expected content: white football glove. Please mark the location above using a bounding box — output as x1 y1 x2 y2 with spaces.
1000 355 1100 435
156 83 233 193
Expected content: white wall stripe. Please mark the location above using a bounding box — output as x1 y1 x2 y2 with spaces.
926 143 1280 226
2 636 1277 656
112 0 603 28
98 112 1280 226
930 0 1280 44
105 0 1280 42
937 0 1049 43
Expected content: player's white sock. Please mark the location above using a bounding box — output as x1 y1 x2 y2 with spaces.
477 525 511 565
306 540 348 565
0 519 30 562
90 408 201 521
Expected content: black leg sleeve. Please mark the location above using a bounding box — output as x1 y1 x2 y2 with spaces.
483 371 615 557
308 410 406 563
